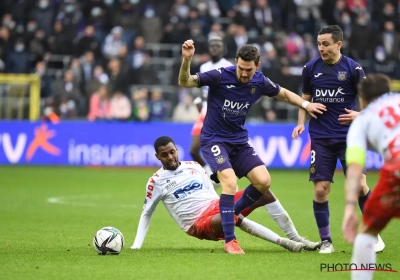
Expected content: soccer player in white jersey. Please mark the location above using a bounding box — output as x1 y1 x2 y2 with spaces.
342 74 400 280
190 37 233 177
131 136 319 253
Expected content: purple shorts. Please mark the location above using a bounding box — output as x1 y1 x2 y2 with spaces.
309 138 366 182
201 142 265 178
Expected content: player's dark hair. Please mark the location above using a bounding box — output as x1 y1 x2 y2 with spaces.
358 74 391 103
154 136 176 153
236 44 260 65
318 25 343 42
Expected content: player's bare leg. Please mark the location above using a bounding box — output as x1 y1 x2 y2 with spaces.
243 190 321 251
190 135 215 185
351 224 381 280
217 168 244 254
190 135 206 167
313 180 334 253
358 174 385 253
211 214 304 252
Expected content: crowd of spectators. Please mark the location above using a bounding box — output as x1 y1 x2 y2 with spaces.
0 0 399 121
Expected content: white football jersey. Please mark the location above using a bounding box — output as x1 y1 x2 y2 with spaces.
199 58 233 114
347 92 400 161
132 161 219 249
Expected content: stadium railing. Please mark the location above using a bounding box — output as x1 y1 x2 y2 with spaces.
0 74 40 121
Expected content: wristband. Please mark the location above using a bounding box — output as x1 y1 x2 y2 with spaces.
301 101 310 109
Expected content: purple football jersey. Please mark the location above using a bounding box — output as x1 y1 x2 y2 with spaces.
302 55 366 139
197 66 280 145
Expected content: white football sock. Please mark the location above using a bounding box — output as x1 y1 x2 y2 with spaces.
239 217 282 244
265 200 300 240
351 233 376 280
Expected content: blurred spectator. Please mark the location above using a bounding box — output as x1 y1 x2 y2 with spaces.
87 85 112 121
172 0 190 19
128 36 146 70
0 27 13 65
102 26 126 59
74 25 101 58
188 22 208 54
2 13 16 33
6 38 31 74
110 91 132 121
149 88 170 121
59 94 78 119
140 5 163 43
70 58 82 85
277 0 297 30
107 58 129 96
340 12 353 40
112 0 140 44
24 19 38 43
207 1 222 19
253 0 277 32
6 0 31 26
371 46 398 78
377 2 398 30
55 1 83 44
172 94 199 122
225 24 248 58
28 29 48 63
117 44 130 75
349 12 374 60
285 31 305 60
302 33 319 62
82 1 111 37
79 51 96 90
51 69 83 115
376 21 400 60
132 52 160 85
34 61 52 98
29 0 54 37
131 88 150 121
232 0 256 31
208 23 225 40
333 0 348 25
48 21 72 55
295 0 322 34
84 65 109 97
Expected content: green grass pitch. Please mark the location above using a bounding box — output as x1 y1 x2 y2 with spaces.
0 167 399 280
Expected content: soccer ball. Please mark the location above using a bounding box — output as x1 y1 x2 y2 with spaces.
93 226 124 255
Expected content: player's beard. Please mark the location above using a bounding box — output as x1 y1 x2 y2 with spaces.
239 77 250 84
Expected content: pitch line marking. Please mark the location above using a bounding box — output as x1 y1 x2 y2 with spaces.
46 194 137 208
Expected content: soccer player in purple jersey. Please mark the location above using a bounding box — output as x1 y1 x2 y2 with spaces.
292 25 385 253
178 39 326 254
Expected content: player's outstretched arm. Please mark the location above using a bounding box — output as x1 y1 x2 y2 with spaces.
342 121 366 244
275 87 326 119
131 179 162 249
342 161 363 244
131 210 154 249
178 39 199 88
292 93 312 139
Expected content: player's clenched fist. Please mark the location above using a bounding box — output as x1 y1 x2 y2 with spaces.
182 40 195 59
